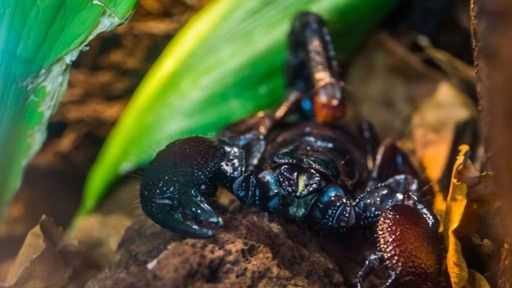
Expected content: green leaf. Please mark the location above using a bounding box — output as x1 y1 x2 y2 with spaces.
81 0 399 214
0 0 137 213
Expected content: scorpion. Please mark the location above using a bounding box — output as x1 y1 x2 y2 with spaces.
141 12 445 287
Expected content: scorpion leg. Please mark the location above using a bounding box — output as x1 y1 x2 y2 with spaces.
382 271 398 288
370 140 420 184
288 12 345 124
220 112 273 169
354 252 388 288
140 137 241 238
357 120 381 170
307 173 435 232
220 116 289 210
308 157 435 231
232 169 282 212
357 174 438 228
308 156 419 231
308 184 356 231
369 140 437 223
354 175 423 226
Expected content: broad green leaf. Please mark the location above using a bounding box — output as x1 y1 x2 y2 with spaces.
81 0 399 214
0 0 137 213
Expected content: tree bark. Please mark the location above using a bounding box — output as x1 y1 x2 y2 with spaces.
471 0 512 286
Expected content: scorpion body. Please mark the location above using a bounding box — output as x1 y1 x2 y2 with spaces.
140 12 445 287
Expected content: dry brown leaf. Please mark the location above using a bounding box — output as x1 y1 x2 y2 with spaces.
67 213 132 267
467 270 491 288
2 216 72 288
412 81 475 232
412 82 475 183
444 145 470 288
1 216 99 288
347 34 443 138
434 145 490 288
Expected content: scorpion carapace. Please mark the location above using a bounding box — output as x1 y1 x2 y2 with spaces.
140 12 444 287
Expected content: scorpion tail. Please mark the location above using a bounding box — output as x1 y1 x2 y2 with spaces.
288 12 345 124
140 137 224 238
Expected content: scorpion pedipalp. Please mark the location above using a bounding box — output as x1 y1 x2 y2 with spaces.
355 204 444 288
140 137 225 238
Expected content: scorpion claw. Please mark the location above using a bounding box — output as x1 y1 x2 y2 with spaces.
142 171 224 238
140 137 226 238
169 189 223 238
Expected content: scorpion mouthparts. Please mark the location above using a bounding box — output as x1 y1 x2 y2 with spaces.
200 215 224 230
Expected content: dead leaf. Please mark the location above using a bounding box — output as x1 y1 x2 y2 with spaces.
2 216 71 288
467 270 491 288
346 34 443 138
1 215 99 288
435 145 490 288
68 213 131 267
456 158 484 188
412 81 475 232
445 145 470 288
412 82 475 183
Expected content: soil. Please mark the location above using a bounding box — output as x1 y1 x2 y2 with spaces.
86 208 348 288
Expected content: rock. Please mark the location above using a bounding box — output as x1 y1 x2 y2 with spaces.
86 208 345 288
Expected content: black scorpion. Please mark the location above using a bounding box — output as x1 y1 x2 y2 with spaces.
140 12 444 287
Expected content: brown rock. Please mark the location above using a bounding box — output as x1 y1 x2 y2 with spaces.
86 209 345 288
